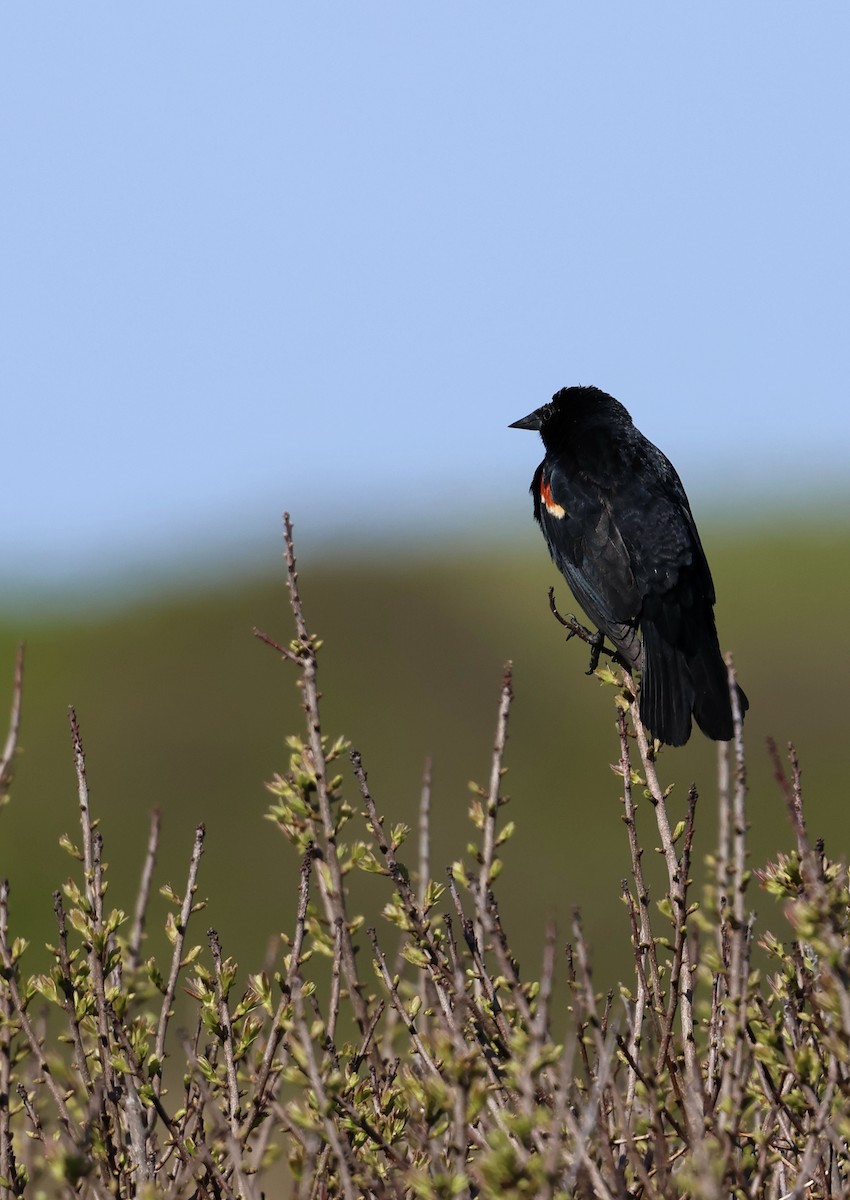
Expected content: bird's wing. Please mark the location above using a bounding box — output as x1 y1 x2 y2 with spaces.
538 441 717 663
537 461 643 662
601 441 716 607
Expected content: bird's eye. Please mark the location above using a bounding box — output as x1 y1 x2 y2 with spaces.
540 403 554 424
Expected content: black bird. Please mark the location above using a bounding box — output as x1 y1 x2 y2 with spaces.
510 386 748 746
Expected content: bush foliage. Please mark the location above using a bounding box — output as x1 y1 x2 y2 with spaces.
0 518 847 1198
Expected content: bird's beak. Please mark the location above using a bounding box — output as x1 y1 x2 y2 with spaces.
508 409 541 431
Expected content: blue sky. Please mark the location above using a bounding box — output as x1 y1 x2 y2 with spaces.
4 5 849 596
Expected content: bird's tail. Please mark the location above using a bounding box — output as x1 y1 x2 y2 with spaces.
689 632 749 741
639 617 694 747
640 611 748 745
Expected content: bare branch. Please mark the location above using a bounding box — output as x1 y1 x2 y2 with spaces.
153 822 206 1101
0 644 23 803
129 807 161 970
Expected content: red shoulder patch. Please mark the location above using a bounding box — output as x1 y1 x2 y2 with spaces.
540 478 566 518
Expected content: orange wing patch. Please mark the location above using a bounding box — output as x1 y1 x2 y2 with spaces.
540 478 566 519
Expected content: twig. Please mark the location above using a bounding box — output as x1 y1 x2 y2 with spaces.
51 891 94 1092
293 989 359 1200
728 654 750 1020
628 677 705 1138
439 908 513 1108
209 929 241 1130
417 754 432 912
531 919 556 1047
0 894 103 1179
654 787 698 1079
0 654 24 1200
15 1084 42 1146
547 588 623 669
568 909 627 1183
418 755 434 1018
152 823 206 1105
367 928 440 1077
172 1036 246 1195
616 708 662 1120
128 1026 241 1200
68 707 95 892
477 664 512 919
129 808 161 970
350 999 385 1075
86 829 123 1180
354 749 455 1029
717 662 754 1146
252 625 301 665
65 714 124 1180
327 917 344 1044
244 846 317 1149
279 515 372 1049
445 875 512 1051
0 883 17 1200
0 644 23 802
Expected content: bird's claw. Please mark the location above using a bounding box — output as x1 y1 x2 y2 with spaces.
548 588 625 673
585 630 605 675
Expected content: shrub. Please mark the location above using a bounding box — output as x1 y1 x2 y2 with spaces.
0 517 847 1198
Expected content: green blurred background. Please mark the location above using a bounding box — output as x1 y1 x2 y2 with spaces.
2 515 848 992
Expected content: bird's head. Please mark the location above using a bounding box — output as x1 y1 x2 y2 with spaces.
509 386 629 447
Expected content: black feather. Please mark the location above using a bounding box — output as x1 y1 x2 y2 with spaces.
513 386 748 746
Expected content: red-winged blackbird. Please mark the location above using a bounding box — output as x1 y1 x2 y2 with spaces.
510 386 748 746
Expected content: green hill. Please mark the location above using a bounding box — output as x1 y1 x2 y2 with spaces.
1 520 848 985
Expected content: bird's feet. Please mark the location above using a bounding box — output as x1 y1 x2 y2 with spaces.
585 629 606 675
547 588 625 673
